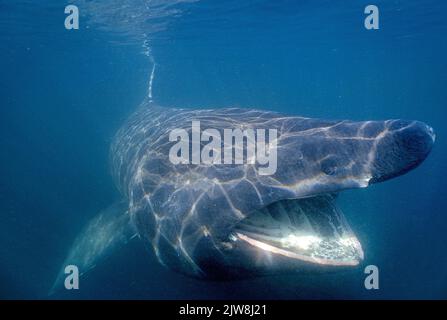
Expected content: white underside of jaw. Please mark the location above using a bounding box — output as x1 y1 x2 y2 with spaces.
235 232 363 267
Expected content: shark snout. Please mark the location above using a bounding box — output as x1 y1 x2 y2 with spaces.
370 120 435 184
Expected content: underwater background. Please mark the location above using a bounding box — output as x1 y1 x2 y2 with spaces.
0 0 446 299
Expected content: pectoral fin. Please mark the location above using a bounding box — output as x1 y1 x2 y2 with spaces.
49 201 136 295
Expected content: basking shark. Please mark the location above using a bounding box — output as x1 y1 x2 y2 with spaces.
52 103 434 291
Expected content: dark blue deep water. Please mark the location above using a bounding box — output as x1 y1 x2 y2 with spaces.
1 0 446 299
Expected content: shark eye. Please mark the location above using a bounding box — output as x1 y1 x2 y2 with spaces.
321 157 338 176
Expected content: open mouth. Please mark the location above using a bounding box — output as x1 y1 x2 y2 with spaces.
229 195 364 267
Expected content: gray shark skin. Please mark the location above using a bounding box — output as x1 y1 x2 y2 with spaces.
110 104 434 278
52 103 434 291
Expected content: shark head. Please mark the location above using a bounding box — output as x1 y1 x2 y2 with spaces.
113 106 434 279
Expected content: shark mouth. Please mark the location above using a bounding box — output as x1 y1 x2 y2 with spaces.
230 194 364 267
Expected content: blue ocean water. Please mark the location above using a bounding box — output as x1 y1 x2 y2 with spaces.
0 0 446 299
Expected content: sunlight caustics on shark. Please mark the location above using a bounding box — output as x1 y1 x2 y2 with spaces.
52 101 435 290
50 0 436 289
